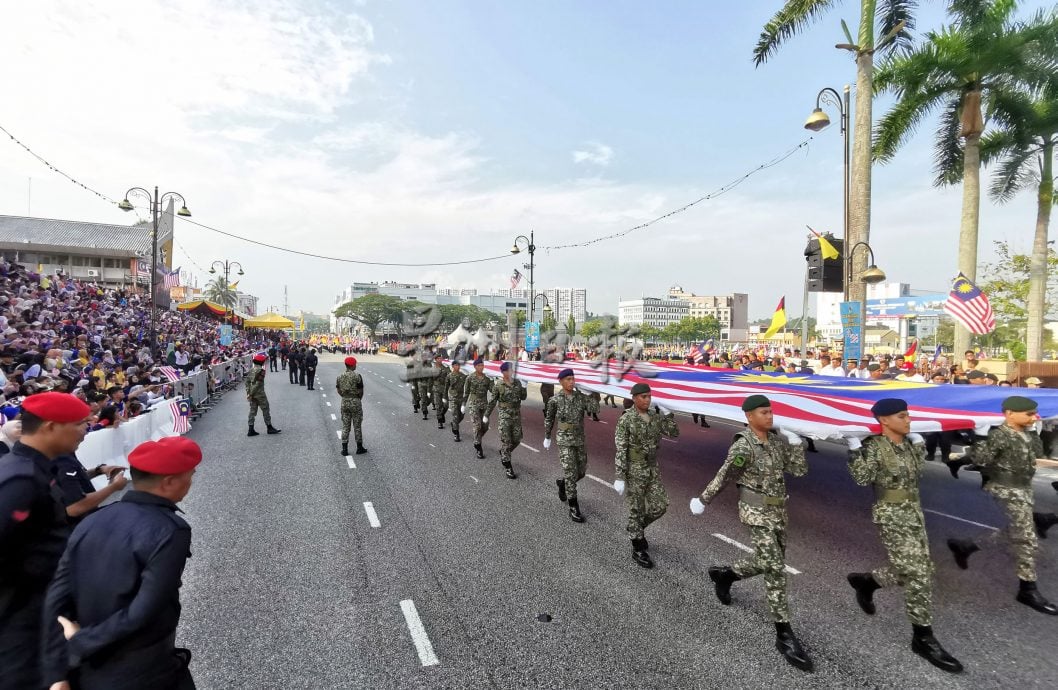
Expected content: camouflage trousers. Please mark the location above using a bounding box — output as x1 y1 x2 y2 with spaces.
625 466 669 540
433 389 448 422
980 486 1038 581
410 383 420 409
559 444 588 500
417 381 432 411
734 524 790 623
498 414 523 464
872 507 934 626
248 394 271 426
341 400 363 445
468 402 489 443
450 401 464 434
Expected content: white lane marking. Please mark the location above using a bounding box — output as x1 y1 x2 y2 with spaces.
470 475 479 483
662 437 677 444
391 412 395 416
520 442 539 453
586 473 611 487
363 502 381 528
923 509 999 531
711 533 800 575
399 599 439 667
428 443 436 448
336 430 341 438
322 394 327 397
326 401 332 407
330 413 337 420
346 456 356 469
596 420 608 425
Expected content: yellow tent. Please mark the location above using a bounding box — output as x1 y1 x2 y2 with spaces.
243 312 296 329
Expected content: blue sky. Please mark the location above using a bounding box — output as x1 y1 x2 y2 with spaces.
0 0 1052 318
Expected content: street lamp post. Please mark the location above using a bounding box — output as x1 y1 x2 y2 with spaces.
209 260 245 323
510 231 536 321
118 186 191 356
846 241 887 356
804 86 851 300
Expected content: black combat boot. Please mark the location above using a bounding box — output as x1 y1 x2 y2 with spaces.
847 573 881 615
341 442 348 456
700 418 710 428
774 623 813 672
266 425 281 434
1033 511 1058 539
556 479 567 503
422 409 429 420
355 443 367 455
805 438 818 453
453 429 461 442
944 457 971 479
413 403 419 413
1052 480 1058 493
946 538 979 570
502 460 516 480
474 443 485 459
247 424 259 437
1016 580 1058 614
592 413 600 422
631 538 653 569
567 496 585 523
911 625 963 673
708 566 740 605
437 420 445 429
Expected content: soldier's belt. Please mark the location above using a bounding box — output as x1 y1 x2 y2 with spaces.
738 486 786 507
874 487 917 503
558 422 574 430
499 402 514 409
985 469 1032 490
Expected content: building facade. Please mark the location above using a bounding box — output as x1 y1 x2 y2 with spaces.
617 296 690 329
667 285 749 341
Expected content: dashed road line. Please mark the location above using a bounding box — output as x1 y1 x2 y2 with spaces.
428 443 436 448
326 401 332 407
335 430 341 438
469 475 479 483
363 502 381 528
711 533 800 575
923 509 999 531
399 599 439 667
346 456 356 469
519 442 539 453
330 413 337 420
662 437 678 444
586 473 611 488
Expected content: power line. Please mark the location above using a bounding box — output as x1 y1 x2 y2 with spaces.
0 124 117 205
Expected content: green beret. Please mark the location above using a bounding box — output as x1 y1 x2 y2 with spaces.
741 394 771 412
1002 395 1038 412
630 382 650 396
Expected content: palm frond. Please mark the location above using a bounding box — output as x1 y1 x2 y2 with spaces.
753 0 838 66
989 146 1040 202
934 98 965 186
874 86 950 162
878 0 918 54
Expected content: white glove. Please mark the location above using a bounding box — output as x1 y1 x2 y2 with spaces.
777 428 802 446
690 497 706 515
481 415 488 424
543 438 551 450
907 432 924 445
460 405 466 414
846 436 862 451
614 480 625 495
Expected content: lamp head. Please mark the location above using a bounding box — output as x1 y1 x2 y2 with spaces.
177 206 191 217
510 244 521 255
118 199 134 212
237 269 244 276
209 267 216 274
804 108 831 132
862 265 887 284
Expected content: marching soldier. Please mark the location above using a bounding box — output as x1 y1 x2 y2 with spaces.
447 359 468 442
432 352 449 429
337 356 366 455
0 392 92 690
304 348 319 391
946 395 1058 615
485 362 527 479
247 353 281 436
417 352 434 420
689 394 812 672
462 357 494 458
845 398 962 673
543 368 600 523
613 382 679 568
288 344 300 384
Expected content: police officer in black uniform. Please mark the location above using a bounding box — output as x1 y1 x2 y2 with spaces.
268 343 278 372
42 436 201 690
297 346 309 386
304 348 319 391
0 392 92 690
288 345 301 384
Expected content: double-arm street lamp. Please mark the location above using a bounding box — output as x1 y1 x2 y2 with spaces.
510 231 537 321
119 186 191 355
209 259 245 323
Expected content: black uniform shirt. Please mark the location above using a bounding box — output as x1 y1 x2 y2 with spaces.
52 455 97 517
304 353 319 369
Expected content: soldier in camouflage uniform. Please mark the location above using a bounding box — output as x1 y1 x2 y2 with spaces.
431 352 449 429
543 367 600 523
946 395 1058 615
845 398 962 673
246 353 281 436
613 382 679 568
485 361 527 479
417 354 434 421
462 357 494 458
446 360 468 442
689 394 811 672
337 356 367 456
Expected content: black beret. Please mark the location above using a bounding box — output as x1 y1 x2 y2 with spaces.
871 398 907 417
867 363 882 372
1002 395 1038 412
630 382 650 396
741 394 770 412
966 370 986 380
558 368 574 380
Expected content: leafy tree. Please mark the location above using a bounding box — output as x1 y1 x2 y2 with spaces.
436 304 504 332
639 324 662 344
979 239 1058 359
203 276 236 308
541 309 556 333
676 315 721 342
334 294 407 338
566 315 577 336
580 319 605 339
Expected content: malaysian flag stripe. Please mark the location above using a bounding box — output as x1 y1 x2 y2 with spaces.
944 273 995 334
158 366 181 382
169 399 191 434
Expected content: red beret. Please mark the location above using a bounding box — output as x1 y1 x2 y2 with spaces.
344 356 357 367
128 436 202 475
253 353 267 363
21 392 91 423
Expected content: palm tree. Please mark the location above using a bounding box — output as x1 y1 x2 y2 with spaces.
982 70 1058 360
873 1 1058 355
203 275 236 308
754 1 917 305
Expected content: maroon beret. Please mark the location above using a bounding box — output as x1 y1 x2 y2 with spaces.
344 356 357 367
252 353 267 363
21 392 91 423
128 436 202 475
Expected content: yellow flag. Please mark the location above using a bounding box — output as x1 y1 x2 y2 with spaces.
762 297 787 339
818 234 839 260
228 281 239 290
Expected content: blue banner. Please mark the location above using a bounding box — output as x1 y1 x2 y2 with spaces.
218 325 233 346
524 321 540 352
840 301 862 361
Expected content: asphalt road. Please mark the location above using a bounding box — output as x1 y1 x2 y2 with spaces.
177 354 1058 689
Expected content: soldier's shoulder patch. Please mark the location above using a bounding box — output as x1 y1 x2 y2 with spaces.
732 455 746 467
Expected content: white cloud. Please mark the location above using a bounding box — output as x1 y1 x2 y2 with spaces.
572 142 614 166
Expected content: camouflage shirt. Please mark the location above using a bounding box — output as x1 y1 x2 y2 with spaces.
245 365 266 397
447 370 468 404
970 423 1043 490
463 372 494 408
614 408 679 481
336 370 364 401
700 430 807 503
431 366 449 395
544 389 600 447
848 434 925 524
486 378 527 419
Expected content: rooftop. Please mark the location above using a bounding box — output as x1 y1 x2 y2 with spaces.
0 215 152 257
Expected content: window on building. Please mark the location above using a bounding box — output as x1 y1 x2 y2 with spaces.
88 257 102 267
